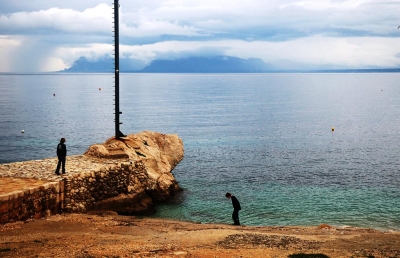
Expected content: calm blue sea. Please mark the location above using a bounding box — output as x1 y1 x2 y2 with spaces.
0 73 399 231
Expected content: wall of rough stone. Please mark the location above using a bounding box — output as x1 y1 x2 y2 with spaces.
0 161 150 222
63 161 148 212
0 181 63 223
1 160 181 223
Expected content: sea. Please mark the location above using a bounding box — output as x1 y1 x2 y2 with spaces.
0 73 399 231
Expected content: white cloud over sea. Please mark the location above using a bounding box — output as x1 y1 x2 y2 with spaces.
0 0 400 72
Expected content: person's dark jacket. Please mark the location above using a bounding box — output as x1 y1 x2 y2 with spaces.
57 142 67 157
231 196 241 210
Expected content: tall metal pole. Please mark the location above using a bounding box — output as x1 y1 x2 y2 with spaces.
113 0 125 138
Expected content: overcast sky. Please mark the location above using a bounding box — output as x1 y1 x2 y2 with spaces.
0 0 400 72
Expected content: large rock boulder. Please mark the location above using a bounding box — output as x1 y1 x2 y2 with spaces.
84 131 184 214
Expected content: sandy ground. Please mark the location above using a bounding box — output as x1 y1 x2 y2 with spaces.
1 213 399 258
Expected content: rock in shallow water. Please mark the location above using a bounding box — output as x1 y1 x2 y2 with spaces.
84 131 184 213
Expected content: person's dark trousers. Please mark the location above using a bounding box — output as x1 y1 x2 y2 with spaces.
232 209 240 225
55 156 66 174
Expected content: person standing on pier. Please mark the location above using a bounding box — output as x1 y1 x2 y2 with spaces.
226 192 241 225
55 138 67 175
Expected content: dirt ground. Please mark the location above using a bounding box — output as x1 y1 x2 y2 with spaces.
1 213 399 258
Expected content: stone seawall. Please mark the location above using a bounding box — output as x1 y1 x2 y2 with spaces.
0 131 184 223
0 180 63 223
63 161 161 213
0 160 152 223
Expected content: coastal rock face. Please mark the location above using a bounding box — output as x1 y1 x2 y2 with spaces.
83 131 184 214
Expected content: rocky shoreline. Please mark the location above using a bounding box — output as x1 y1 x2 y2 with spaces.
1 213 399 258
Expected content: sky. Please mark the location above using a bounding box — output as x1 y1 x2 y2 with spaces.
0 0 400 72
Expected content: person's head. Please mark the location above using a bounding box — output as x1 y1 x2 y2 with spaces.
225 192 231 199
60 138 66 143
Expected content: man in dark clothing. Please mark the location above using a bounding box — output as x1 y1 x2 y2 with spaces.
226 192 241 225
55 138 67 175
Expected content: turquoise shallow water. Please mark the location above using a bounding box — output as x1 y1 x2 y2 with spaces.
0 73 399 230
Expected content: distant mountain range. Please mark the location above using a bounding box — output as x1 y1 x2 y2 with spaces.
60 55 276 73
60 56 144 73
141 56 275 73
59 56 400 73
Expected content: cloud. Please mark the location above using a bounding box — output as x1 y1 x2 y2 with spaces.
0 36 22 72
0 35 67 72
54 44 113 67
120 16 207 38
0 4 112 35
1 1 400 72
118 36 400 69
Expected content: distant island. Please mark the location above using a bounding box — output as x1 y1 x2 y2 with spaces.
60 55 276 73
140 56 275 73
59 56 400 73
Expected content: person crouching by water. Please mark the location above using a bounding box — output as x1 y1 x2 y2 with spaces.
55 138 67 175
226 192 241 225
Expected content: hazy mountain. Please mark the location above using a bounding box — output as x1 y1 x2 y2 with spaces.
60 55 275 73
60 56 145 73
59 56 400 73
141 56 275 73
